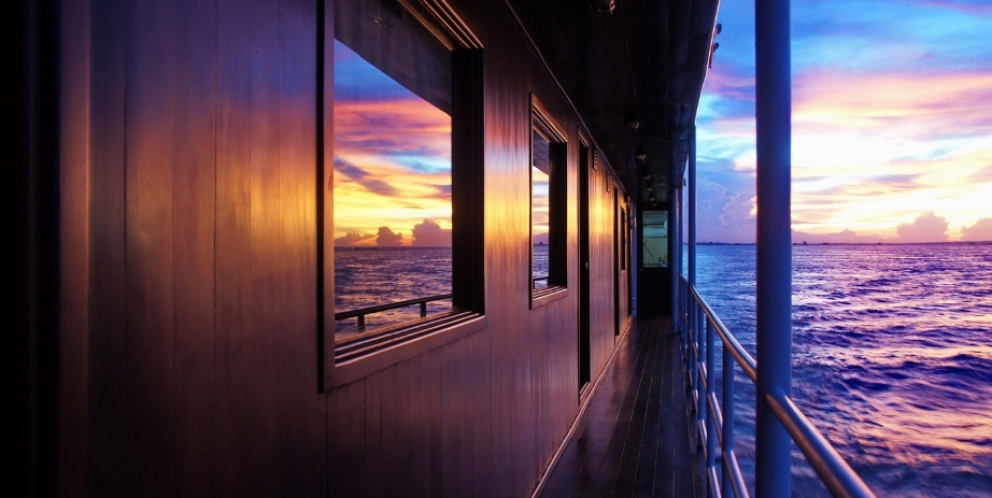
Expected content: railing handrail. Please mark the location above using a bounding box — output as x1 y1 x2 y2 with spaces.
334 293 453 321
680 277 877 498
689 284 758 383
766 390 876 498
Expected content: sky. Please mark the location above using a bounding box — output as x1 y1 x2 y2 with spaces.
333 40 453 247
695 0 992 243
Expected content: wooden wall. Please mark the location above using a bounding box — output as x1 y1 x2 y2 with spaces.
58 0 637 496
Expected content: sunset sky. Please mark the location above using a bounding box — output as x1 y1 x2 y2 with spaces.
696 0 992 243
333 40 453 247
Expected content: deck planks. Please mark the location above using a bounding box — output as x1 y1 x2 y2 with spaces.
540 317 704 498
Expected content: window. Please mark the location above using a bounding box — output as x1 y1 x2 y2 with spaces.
327 0 484 379
641 210 668 267
531 97 567 297
332 36 452 338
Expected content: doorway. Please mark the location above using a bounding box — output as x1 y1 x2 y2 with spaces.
578 142 591 394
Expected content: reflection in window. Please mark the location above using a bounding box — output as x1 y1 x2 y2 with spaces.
530 100 566 295
641 210 669 268
532 129 551 289
333 38 453 338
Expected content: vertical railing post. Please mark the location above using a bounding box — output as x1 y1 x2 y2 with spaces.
722 342 736 497
697 305 706 447
755 0 792 496
706 319 716 484
688 126 699 415
671 187 680 338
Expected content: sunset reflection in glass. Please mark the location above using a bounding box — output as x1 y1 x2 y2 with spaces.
333 39 453 336
532 129 551 289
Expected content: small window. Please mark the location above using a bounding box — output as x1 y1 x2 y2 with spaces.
641 210 668 268
531 97 567 297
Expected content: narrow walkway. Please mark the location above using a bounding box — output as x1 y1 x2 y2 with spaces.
540 317 704 498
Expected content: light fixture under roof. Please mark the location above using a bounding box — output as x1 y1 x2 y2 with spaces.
595 0 616 15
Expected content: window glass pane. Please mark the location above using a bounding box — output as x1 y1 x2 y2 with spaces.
532 130 551 289
642 210 668 268
333 39 453 338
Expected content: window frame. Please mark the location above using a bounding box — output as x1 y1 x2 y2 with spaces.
529 95 568 308
322 0 485 390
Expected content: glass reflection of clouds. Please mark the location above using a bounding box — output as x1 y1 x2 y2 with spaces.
532 130 551 239
333 40 452 247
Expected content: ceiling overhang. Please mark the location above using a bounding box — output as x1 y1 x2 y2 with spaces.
509 0 721 206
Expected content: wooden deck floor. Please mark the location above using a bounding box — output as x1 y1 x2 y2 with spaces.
539 317 704 498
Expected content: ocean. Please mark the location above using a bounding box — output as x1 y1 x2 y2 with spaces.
692 243 992 497
334 247 455 337
335 243 992 496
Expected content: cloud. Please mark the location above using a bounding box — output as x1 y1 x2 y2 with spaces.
692 162 756 243
970 165 992 183
793 71 992 141
411 219 452 247
334 231 374 247
912 0 992 16
960 218 992 242
376 226 404 246
334 158 401 197
334 99 451 163
432 184 452 200
896 212 949 242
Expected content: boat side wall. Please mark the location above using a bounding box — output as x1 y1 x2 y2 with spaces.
56 0 635 496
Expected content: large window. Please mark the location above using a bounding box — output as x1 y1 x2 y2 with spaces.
531 97 567 297
330 0 483 363
333 37 452 337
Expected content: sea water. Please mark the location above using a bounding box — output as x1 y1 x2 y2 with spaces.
334 247 455 337
692 243 992 497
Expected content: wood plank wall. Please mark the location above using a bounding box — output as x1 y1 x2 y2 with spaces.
59 0 638 496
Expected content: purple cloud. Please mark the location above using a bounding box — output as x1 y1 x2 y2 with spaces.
334 158 401 197
896 212 949 243
376 227 404 247
411 219 452 247
334 231 374 247
961 218 992 242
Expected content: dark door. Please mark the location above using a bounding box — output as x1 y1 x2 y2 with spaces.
637 209 672 316
613 187 620 337
578 143 591 393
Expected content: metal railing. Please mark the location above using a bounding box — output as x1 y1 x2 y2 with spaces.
334 293 453 330
678 277 876 498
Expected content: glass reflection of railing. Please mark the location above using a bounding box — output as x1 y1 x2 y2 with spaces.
533 275 549 289
335 293 453 331
678 277 876 498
